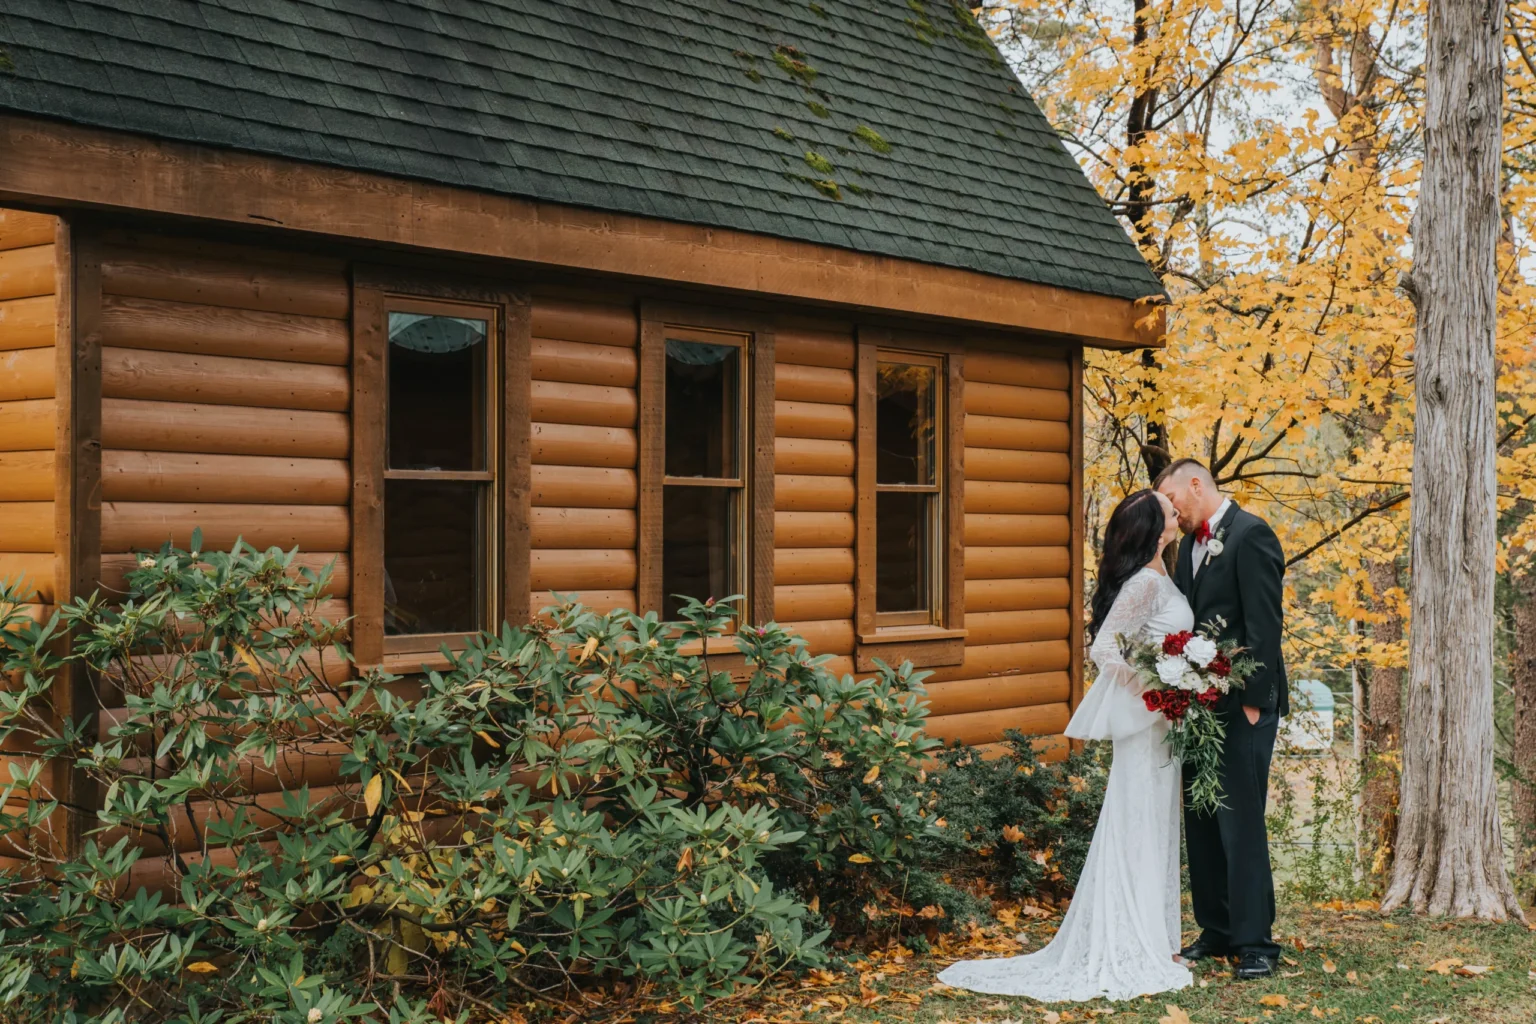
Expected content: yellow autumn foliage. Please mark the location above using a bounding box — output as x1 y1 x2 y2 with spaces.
987 0 1536 675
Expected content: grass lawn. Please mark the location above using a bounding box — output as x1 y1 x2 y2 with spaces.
705 903 1535 1024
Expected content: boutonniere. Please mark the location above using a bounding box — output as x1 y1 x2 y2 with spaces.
1206 526 1228 558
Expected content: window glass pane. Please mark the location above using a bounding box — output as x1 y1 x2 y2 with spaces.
384 478 485 635
388 312 489 471
665 338 739 479
876 362 937 485
876 491 931 614
662 486 738 619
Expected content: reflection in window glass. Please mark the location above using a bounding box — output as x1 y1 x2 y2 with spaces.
876 491 930 613
662 486 738 619
384 478 483 635
387 313 488 471
876 362 936 485
665 339 739 479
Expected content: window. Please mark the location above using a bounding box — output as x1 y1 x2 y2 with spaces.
638 305 775 629
351 270 531 667
875 356 941 625
661 329 747 620
855 329 965 668
382 301 498 639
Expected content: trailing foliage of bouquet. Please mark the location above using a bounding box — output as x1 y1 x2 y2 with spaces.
1120 619 1258 814
0 538 943 1021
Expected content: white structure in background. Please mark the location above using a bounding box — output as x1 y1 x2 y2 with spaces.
1281 679 1335 753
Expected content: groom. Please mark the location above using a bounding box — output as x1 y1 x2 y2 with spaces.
1156 459 1288 980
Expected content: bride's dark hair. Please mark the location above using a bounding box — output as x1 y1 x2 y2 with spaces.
1088 489 1167 640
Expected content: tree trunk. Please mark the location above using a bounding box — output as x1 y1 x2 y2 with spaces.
1513 574 1536 902
1382 0 1523 920
1126 0 1169 486
1360 560 1402 881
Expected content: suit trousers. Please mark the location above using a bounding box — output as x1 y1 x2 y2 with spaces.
1183 706 1281 959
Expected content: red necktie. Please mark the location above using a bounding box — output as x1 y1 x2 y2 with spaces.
1195 521 1212 543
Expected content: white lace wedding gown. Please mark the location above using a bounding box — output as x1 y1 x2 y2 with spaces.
938 567 1194 1002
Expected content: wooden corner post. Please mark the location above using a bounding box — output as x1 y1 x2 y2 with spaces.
53 219 103 856
1069 345 1086 748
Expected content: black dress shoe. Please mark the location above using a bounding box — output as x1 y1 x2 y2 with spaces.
1233 952 1277 979
1178 938 1232 962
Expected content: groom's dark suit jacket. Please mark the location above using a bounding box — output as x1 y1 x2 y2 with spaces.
1174 503 1289 717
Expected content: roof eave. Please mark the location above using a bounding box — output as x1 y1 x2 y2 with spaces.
0 113 1164 348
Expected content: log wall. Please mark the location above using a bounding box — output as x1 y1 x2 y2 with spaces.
923 346 1076 760
12 223 1083 876
0 208 59 625
0 207 60 858
96 240 353 581
774 319 857 677
527 295 641 616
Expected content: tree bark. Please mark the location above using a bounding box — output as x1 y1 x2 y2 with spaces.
1382 0 1523 920
1360 559 1402 880
1513 574 1536 902
1126 0 1169 486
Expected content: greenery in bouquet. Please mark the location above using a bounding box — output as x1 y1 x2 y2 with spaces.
1119 620 1259 814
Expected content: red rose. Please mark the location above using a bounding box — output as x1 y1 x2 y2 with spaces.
1143 690 1165 712
1197 687 1222 707
1162 631 1194 656
1159 690 1193 720
1208 653 1231 677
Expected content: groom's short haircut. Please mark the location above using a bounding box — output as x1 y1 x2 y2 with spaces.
1154 457 1214 490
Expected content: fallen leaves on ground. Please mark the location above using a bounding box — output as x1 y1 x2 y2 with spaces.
1258 993 1290 1007
1158 1005 1192 1024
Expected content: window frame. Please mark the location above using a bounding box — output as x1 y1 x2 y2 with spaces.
854 326 966 670
351 266 532 668
638 302 775 630
871 349 945 628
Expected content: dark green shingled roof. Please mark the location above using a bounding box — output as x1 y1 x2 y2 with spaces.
0 0 1161 301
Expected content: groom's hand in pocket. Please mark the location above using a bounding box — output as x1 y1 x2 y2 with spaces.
1243 705 1260 725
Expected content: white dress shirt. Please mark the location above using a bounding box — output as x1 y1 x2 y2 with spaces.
1191 497 1232 578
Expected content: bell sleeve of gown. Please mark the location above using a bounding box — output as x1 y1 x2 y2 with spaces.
1065 572 1164 741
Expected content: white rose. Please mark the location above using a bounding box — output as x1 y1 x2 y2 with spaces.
1183 635 1218 668
1207 538 1225 557
1180 669 1206 691
1155 655 1190 687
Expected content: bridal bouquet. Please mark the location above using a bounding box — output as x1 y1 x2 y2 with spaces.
1120 620 1258 814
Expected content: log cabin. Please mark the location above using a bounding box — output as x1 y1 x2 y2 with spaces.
0 0 1162 830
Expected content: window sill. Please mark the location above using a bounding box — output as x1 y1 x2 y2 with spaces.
855 626 967 671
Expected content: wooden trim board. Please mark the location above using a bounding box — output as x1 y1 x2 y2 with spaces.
635 313 665 617
54 218 103 854
349 273 385 666
1068 345 1086 748
0 114 1164 349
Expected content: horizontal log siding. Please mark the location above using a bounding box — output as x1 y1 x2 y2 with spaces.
924 347 1073 761
0 210 56 606
97 243 351 580
528 295 639 615
774 323 855 656
62 239 357 869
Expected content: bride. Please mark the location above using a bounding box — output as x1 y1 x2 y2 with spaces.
938 488 1194 1002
